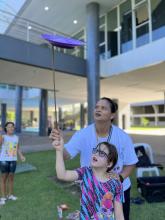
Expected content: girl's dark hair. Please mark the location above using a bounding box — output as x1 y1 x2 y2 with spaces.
101 97 118 113
4 122 15 133
97 141 118 172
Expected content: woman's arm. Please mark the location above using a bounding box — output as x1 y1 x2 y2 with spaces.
0 134 3 146
114 200 124 220
120 164 136 180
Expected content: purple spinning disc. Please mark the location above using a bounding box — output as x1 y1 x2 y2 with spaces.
42 34 84 49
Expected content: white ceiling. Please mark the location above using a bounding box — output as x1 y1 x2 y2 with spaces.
0 59 87 105
6 0 124 36
101 61 165 103
0 59 165 106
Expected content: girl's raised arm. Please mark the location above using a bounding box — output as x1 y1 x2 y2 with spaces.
53 129 78 182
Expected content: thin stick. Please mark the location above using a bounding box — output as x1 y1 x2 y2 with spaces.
51 45 58 128
164 91 165 113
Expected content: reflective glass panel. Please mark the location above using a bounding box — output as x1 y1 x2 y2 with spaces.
135 2 148 26
135 2 149 47
136 23 149 47
135 0 144 4
99 16 105 26
100 26 105 44
151 0 165 41
120 0 132 53
99 44 106 59
107 8 118 57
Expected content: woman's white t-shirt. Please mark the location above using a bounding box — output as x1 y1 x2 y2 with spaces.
65 124 138 191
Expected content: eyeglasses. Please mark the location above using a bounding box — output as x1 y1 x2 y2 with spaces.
92 147 109 158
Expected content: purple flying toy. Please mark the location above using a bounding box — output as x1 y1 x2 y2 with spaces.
42 33 84 127
42 34 84 48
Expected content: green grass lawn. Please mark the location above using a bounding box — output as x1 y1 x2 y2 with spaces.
130 126 165 130
0 150 165 220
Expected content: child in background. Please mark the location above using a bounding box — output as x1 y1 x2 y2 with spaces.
0 122 25 205
53 131 124 220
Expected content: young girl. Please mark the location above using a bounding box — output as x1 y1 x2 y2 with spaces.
0 122 25 205
53 133 124 220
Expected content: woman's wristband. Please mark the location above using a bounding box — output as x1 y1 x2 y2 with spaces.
119 174 124 183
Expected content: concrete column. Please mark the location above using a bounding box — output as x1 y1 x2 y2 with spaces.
118 102 131 129
1 103 7 129
86 2 100 124
153 105 158 126
39 89 48 136
80 104 85 128
30 110 34 126
15 86 23 133
58 107 62 129
58 107 62 122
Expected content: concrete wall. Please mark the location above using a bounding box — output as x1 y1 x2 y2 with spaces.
101 37 165 77
0 34 86 77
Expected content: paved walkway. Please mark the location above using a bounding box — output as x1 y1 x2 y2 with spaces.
18 130 165 166
19 131 74 153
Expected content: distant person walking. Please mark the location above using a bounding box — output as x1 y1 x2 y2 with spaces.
0 122 25 205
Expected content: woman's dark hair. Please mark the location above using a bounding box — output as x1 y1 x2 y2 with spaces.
97 141 118 172
101 97 118 113
4 122 15 133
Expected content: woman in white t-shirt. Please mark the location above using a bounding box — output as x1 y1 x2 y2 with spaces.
50 97 138 220
0 122 25 205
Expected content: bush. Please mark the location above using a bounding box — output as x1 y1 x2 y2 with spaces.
141 117 149 126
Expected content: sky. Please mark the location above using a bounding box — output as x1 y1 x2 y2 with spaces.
0 0 26 33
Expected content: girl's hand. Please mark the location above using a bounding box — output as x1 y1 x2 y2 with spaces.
51 129 64 151
49 128 61 140
52 137 64 151
21 155 26 162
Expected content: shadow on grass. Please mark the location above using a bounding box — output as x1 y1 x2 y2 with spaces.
48 175 81 197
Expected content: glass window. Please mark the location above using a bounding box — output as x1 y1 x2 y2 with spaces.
135 0 144 4
99 44 105 59
136 23 149 47
77 47 84 58
8 85 15 90
99 16 105 58
158 105 165 113
24 87 29 91
70 29 85 58
107 8 118 57
73 30 84 39
135 2 148 25
159 117 165 122
135 1 149 47
120 0 132 53
0 0 26 34
0 84 7 89
99 16 105 26
151 0 165 41
99 26 105 44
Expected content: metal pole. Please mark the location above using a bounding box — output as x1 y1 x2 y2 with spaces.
51 45 58 128
164 91 165 113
